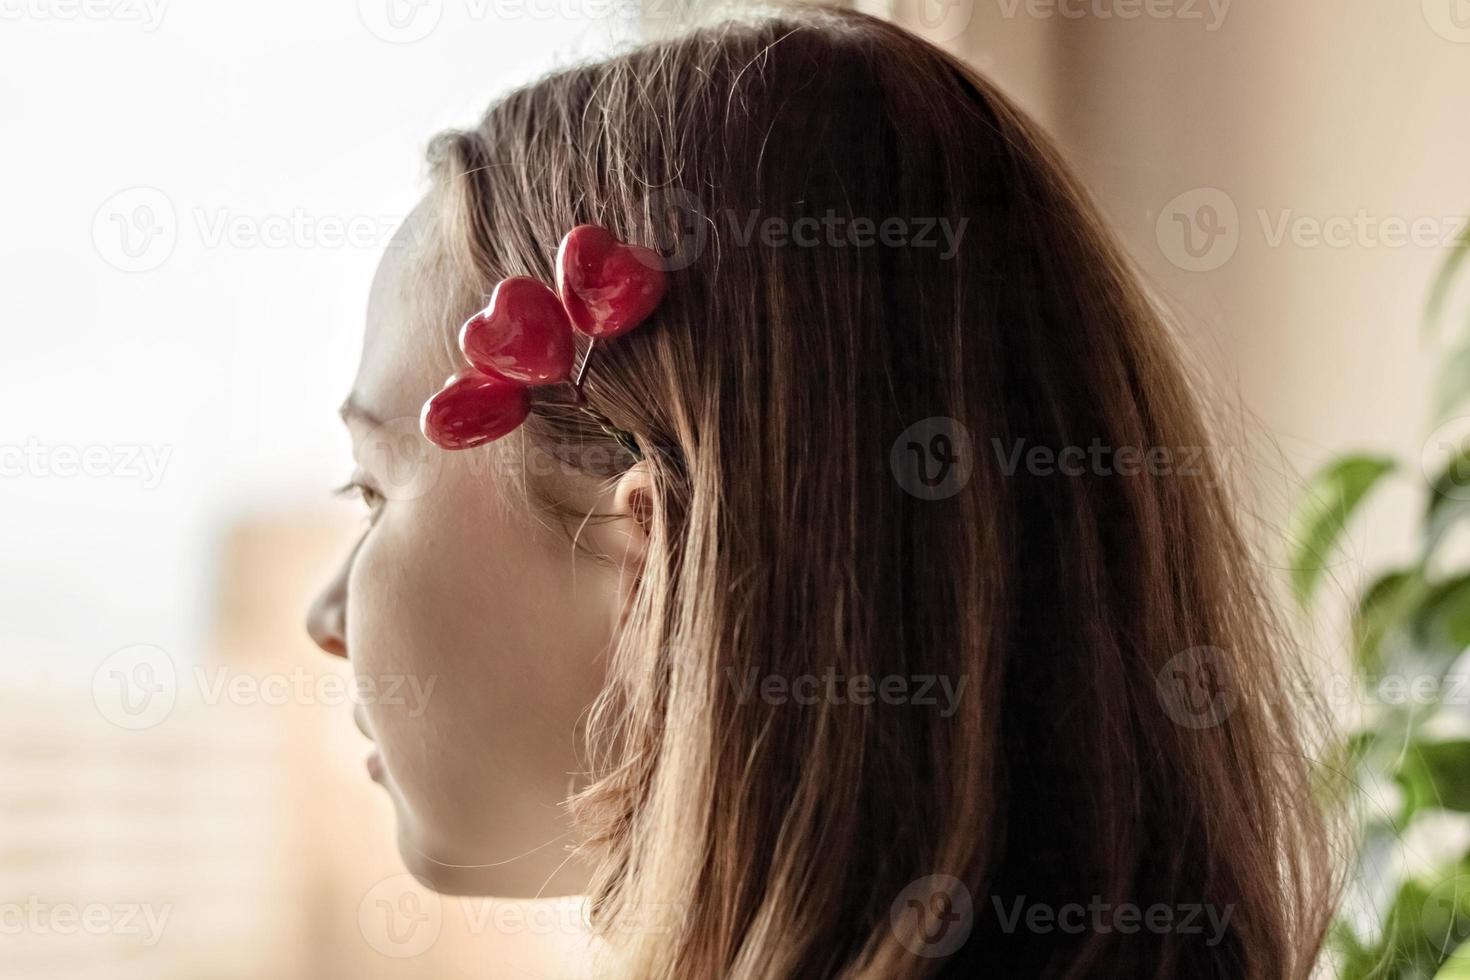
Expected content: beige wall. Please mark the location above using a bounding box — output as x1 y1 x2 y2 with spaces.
1043 1 1466 471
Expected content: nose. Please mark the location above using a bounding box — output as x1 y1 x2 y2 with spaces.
307 555 350 659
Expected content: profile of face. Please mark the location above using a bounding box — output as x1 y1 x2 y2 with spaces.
306 205 648 897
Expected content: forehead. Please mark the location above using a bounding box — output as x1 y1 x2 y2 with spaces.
353 201 460 424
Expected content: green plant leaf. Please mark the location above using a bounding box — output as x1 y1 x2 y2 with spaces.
1331 914 1388 980
1288 455 1397 608
1400 742 1470 814
1341 870 1464 980
1333 216 1470 980
1435 943 1470 980
1412 574 1470 665
1420 863 1470 974
1426 223 1470 343
1426 445 1470 558
1436 343 1470 425
1356 569 1430 676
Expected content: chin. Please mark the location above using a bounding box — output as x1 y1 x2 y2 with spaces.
394 824 592 898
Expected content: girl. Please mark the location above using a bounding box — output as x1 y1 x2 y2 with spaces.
307 6 1337 977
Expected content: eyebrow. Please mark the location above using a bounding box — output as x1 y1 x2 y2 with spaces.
337 393 385 428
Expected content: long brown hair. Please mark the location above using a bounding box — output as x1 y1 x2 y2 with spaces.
419 6 1338 977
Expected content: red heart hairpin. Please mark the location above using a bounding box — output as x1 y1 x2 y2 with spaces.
420 224 667 452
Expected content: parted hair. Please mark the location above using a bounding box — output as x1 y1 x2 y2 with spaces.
419 6 1339 977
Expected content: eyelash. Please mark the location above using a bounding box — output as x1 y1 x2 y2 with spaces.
333 478 384 517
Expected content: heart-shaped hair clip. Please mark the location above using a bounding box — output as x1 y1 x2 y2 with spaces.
420 225 667 452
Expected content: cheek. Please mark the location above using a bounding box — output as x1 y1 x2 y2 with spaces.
343 467 617 851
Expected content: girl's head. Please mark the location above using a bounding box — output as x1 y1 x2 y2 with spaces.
309 7 1335 977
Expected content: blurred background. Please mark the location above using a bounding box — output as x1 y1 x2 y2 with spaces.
3 0 1470 977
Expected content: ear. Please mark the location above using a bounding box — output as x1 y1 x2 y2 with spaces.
610 458 654 575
